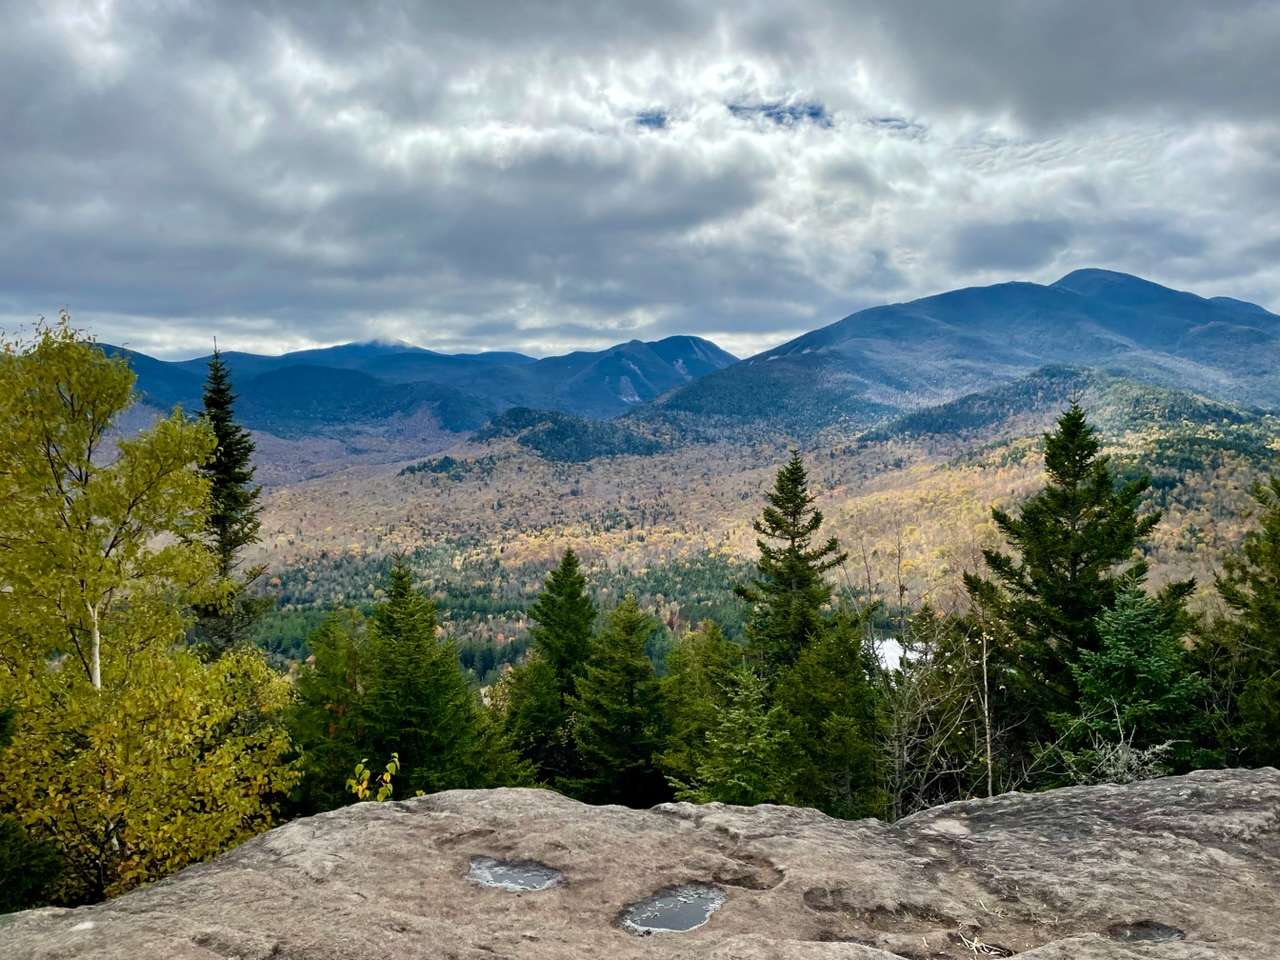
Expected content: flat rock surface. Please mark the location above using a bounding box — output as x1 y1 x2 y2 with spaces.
4 768 1278 959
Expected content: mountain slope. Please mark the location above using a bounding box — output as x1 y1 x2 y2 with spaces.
861 365 1260 443
234 365 495 437
439 336 739 418
655 269 1280 434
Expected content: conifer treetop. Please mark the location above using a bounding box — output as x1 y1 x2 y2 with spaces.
737 452 847 672
200 346 261 579
527 548 596 690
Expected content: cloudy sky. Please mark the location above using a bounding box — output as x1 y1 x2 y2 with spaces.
2 1 1278 359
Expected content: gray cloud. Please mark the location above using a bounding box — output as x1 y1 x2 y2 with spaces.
0 0 1277 359
950 219 1074 272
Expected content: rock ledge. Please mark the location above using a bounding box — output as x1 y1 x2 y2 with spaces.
4 768 1278 959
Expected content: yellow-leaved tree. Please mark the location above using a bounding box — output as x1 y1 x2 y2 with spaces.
0 317 297 904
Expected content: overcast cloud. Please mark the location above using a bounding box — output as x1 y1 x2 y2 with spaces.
2 0 1278 359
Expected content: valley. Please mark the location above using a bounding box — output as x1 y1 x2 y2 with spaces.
253 367 1278 669
104 268 1280 668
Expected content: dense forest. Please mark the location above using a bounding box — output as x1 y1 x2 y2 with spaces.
2 320 1278 912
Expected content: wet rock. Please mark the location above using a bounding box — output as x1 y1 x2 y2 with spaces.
2 768 1277 959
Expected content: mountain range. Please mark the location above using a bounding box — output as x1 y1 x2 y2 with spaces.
105 268 1280 470
104 335 739 438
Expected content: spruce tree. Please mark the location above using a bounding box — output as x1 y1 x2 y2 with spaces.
566 595 666 806
1211 475 1280 766
775 610 886 819
963 404 1191 736
287 610 368 814
362 561 525 795
528 548 597 694
503 549 597 782
497 652 565 781
657 621 741 787
673 665 794 806
192 347 267 658
1050 586 1215 779
737 452 847 673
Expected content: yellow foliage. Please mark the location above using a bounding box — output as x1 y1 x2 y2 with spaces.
0 649 297 901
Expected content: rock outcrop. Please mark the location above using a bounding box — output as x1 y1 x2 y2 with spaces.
4 768 1278 959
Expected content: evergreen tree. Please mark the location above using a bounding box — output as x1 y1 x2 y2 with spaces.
775 611 886 819
1210 475 1280 766
658 621 741 787
287 610 368 814
566 595 666 806
362 561 526 795
192 347 267 658
964 404 1191 738
503 549 596 782
737 452 847 673
1047 586 1216 783
673 665 794 806
528 548 597 693
497 652 566 781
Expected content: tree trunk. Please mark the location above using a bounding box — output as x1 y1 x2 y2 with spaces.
980 631 993 798
88 601 102 690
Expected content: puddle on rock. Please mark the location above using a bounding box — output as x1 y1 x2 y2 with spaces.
621 884 726 935
467 856 562 892
1108 920 1186 943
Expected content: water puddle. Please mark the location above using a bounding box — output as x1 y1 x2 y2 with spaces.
621 884 726 935
1107 920 1186 943
467 856 562 892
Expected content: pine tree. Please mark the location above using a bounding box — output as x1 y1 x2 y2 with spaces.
673 665 794 806
566 595 666 806
963 404 1191 737
737 452 847 673
657 621 741 787
1210 475 1280 766
192 347 267 658
503 549 597 782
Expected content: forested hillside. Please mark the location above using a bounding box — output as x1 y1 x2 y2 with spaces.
5 296 1280 916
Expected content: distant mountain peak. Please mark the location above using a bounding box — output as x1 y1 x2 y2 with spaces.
655 267 1280 432
1051 267 1196 301
1052 267 1142 285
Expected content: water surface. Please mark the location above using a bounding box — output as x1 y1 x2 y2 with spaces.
467 856 562 892
621 884 726 934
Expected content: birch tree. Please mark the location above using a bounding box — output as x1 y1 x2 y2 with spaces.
0 316 217 688
0 319 295 903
